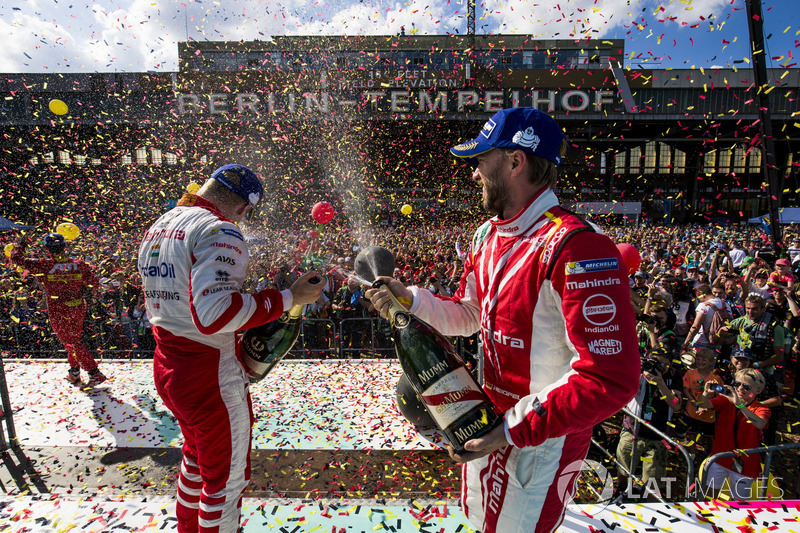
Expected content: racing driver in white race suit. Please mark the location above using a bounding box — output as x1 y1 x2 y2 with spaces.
138 164 323 533
367 108 640 533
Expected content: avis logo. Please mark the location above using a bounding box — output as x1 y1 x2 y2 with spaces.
215 255 236 266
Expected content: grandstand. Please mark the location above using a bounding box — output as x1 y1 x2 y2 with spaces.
1 35 799 231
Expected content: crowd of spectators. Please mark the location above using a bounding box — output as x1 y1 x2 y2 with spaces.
3 218 800 500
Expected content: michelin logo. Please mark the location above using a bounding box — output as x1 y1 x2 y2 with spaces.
565 258 619 275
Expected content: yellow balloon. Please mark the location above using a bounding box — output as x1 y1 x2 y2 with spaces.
4 243 14 258
186 182 200 194
49 99 69 116
401 204 413 215
56 222 80 241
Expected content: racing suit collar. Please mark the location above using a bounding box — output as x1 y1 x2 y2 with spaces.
491 188 558 237
177 193 232 222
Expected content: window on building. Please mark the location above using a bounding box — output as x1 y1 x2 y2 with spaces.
733 145 747 173
673 148 686 174
659 143 672 173
718 148 732 173
703 152 716 174
630 147 642 174
748 147 762 173
523 51 534 66
135 147 148 165
644 142 657 173
614 152 626 174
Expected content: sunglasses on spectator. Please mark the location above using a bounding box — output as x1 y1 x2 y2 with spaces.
732 381 752 392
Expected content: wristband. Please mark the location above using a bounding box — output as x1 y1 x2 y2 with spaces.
735 402 745 409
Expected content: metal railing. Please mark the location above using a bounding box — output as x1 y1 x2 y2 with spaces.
616 406 695 500
337 317 395 358
1 316 479 363
0 355 18 453
700 442 800 500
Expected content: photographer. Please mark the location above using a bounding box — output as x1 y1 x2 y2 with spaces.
671 278 697 343
698 367 770 500
615 346 683 501
641 304 679 358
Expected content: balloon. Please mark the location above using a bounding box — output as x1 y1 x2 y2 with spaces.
617 243 641 276
311 201 335 224
186 182 200 194
400 203 413 215
49 99 68 116
308 230 319 239
4 243 14 258
56 222 80 241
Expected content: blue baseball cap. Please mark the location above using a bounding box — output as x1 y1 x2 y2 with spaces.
450 107 567 165
731 346 754 359
210 164 264 208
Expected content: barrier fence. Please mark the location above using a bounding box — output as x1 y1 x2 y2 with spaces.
0 316 480 362
700 442 800 500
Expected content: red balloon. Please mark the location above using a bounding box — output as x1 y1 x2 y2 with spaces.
308 230 320 239
617 243 641 276
311 201 335 224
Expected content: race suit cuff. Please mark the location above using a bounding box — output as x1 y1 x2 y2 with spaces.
503 419 514 448
280 289 293 312
406 286 422 313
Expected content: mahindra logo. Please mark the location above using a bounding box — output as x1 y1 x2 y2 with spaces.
481 326 525 349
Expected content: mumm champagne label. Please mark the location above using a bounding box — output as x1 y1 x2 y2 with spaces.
420 367 484 429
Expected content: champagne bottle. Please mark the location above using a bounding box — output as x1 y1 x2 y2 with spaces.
241 304 305 383
374 280 501 453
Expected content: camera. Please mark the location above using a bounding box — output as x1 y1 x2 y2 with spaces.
641 358 665 374
640 314 657 325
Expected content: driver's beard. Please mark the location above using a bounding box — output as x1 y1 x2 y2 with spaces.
482 169 511 217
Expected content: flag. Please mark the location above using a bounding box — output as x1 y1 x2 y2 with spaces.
761 215 772 236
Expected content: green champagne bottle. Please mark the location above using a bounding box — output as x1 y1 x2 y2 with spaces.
241 304 305 383
373 280 501 453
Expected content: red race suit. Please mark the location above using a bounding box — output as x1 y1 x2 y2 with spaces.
138 194 291 533
408 188 640 533
10 244 100 371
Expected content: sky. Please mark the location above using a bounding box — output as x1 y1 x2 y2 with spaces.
0 0 796 73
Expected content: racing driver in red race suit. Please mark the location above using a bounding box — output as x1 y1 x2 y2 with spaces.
368 107 640 533
11 232 107 386
138 164 323 533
